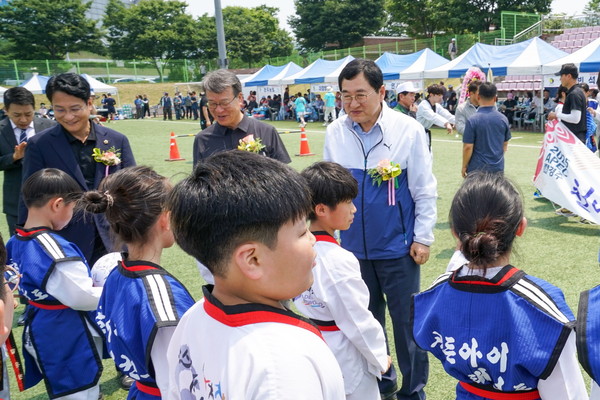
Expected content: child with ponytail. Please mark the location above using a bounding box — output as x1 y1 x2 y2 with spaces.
81 166 195 399
412 172 586 399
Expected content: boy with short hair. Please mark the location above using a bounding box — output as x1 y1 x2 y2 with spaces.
166 151 345 400
296 161 389 400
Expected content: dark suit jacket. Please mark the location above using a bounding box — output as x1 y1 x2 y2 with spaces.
0 117 56 217
19 123 136 262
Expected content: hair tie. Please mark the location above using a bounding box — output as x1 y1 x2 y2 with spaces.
104 191 114 207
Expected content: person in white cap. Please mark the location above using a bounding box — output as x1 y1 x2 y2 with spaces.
323 86 337 126
448 38 457 60
393 82 418 118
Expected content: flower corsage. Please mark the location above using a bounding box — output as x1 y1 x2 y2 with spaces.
238 135 265 154
368 159 402 205
92 147 121 176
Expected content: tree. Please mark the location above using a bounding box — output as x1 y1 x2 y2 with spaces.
196 6 293 68
387 0 551 37
103 0 200 80
291 0 385 51
0 0 100 59
583 0 600 25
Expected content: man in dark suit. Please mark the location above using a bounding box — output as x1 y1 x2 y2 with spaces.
20 73 136 266
0 87 55 236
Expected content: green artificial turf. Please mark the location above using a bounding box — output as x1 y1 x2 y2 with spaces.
6 118 597 399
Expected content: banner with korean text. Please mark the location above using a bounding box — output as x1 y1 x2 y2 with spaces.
533 120 600 224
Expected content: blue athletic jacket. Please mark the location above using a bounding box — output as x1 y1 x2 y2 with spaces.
324 103 437 260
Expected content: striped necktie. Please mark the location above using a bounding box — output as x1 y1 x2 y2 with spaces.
19 129 27 144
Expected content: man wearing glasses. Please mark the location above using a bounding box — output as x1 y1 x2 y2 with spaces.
19 73 136 266
192 69 291 166
324 59 436 400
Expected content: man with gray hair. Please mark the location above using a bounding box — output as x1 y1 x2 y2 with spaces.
192 69 291 166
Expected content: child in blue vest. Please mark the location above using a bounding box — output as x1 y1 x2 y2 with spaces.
81 166 195 399
295 161 389 399
412 172 587 399
6 168 103 399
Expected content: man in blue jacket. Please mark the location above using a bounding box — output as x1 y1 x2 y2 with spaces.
324 59 437 400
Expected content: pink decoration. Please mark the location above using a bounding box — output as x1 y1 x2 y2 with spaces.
458 67 487 105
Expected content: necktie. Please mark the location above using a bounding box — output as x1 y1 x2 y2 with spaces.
19 129 27 144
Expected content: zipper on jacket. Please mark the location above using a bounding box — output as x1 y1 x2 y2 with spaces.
349 127 384 260
397 201 407 245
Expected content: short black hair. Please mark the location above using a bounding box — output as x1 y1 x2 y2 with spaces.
477 82 497 100
168 151 312 278
468 81 482 94
301 162 358 221
46 73 91 103
580 83 590 92
556 85 568 102
4 87 35 110
426 84 444 96
338 59 383 92
22 168 82 208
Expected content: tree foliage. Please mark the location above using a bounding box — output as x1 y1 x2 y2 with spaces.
103 0 199 79
0 0 100 59
290 0 385 51
387 0 551 37
583 0 600 25
196 6 293 68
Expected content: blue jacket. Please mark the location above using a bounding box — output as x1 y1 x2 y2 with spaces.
324 103 437 259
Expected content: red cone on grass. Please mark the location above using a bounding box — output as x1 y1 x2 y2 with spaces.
296 128 314 157
165 132 185 161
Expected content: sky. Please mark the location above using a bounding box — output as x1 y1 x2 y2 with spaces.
188 0 591 33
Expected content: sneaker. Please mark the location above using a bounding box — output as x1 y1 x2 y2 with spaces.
555 208 575 217
533 190 543 199
17 308 27 326
119 373 134 390
322 123 328 126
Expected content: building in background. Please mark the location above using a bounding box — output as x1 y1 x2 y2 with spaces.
86 0 140 24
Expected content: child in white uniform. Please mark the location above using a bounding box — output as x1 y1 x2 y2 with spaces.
166 151 345 400
296 161 389 399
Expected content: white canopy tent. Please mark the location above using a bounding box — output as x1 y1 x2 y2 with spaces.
19 73 50 94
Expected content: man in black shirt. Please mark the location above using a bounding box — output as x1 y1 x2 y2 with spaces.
199 91 212 130
193 70 291 166
548 63 587 143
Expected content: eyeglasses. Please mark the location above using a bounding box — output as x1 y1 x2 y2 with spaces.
342 90 377 104
4 264 20 293
207 97 239 110
53 106 87 116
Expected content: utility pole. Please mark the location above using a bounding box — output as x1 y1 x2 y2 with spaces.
214 0 228 69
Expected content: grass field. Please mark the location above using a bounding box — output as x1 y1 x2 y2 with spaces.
7 118 599 399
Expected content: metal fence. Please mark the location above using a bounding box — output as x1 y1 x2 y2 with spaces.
4 12 596 83
0 59 205 86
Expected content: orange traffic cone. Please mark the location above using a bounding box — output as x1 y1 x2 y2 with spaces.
296 130 315 157
165 132 185 161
